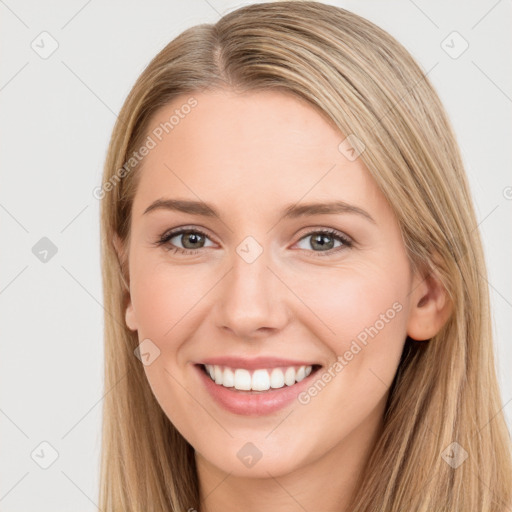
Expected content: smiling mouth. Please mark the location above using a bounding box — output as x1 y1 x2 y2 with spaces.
197 363 322 393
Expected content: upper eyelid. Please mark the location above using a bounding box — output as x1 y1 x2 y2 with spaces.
162 226 214 242
295 226 352 241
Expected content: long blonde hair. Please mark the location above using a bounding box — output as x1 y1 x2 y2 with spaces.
98 2 512 510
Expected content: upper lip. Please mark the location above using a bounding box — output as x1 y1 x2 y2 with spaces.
195 356 321 370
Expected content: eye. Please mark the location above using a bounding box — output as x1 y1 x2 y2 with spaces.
294 228 352 256
154 227 215 255
154 226 353 257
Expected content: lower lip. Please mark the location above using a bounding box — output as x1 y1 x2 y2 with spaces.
194 364 320 416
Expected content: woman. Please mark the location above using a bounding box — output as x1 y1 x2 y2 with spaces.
98 2 512 510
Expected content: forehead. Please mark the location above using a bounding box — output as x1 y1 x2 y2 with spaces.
131 89 384 218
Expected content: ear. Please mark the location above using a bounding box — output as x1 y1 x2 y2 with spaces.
406 267 452 341
112 233 138 332
124 300 138 332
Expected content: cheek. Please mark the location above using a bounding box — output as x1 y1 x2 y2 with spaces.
130 261 212 341
286 268 409 449
128 267 201 441
291 265 409 352
129 262 217 429
290 264 410 415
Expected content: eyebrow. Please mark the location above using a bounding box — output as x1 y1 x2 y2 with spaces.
143 198 375 224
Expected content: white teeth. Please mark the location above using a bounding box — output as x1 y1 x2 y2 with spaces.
203 364 314 391
234 369 252 390
223 367 234 387
252 369 270 391
270 368 285 388
284 367 296 386
296 366 306 382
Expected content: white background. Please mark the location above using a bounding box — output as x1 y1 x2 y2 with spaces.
0 1 510 510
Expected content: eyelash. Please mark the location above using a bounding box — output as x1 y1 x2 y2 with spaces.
154 226 353 257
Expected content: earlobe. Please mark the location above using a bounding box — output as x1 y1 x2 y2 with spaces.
125 301 138 331
406 268 452 341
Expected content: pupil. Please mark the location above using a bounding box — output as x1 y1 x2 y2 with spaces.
183 233 203 248
312 234 333 250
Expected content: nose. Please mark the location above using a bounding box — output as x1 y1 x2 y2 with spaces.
213 247 290 340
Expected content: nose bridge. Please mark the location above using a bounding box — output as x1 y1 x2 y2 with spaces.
214 236 288 337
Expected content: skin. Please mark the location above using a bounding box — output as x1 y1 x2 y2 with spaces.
115 89 451 512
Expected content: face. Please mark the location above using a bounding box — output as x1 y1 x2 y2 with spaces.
119 89 430 479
